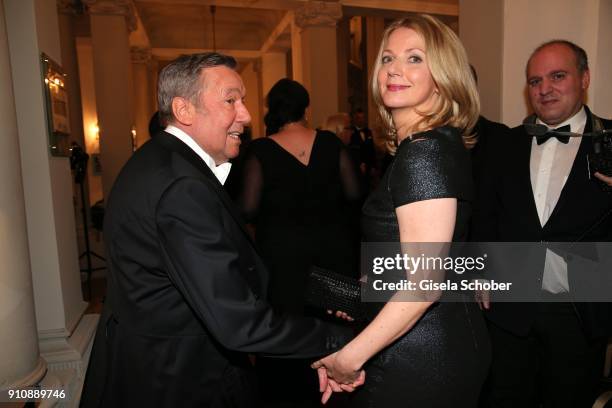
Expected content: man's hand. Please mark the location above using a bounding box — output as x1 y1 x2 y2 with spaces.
473 279 490 310
594 172 612 187
475 289 490 310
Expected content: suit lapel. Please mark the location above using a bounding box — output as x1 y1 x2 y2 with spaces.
545 107 593 224
156 131 255 246
516 130 542 229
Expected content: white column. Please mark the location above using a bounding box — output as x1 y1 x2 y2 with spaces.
261 52 287 97
0 0 46 390
86 0 136 198
4 0 97 402
293 1 342 129
242 60 264 137
290 16 303 83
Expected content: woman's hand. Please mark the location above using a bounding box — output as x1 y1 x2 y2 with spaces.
311 350 363 384
315 366 366 404
326 309 355 322
313 352 366 404
594 172 612 187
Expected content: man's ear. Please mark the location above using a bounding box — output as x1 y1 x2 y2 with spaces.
172 97 194 126
581 69 590 91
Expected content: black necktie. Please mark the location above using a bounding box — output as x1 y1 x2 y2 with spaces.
535 125 571 145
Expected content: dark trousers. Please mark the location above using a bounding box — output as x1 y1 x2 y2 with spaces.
484 303 606 408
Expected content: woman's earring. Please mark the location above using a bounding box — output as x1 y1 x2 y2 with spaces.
390 128 398 145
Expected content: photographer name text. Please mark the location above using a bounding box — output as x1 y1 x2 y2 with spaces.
372 279 512 291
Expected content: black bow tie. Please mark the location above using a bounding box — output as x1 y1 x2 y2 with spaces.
535 125 571 145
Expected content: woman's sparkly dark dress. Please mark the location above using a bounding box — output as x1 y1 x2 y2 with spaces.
353 126 491 408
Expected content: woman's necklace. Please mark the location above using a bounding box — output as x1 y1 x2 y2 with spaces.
279 121 309 157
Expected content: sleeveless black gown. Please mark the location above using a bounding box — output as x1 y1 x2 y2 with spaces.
352 126 491 407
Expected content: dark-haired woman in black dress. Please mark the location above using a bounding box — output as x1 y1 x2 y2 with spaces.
312 14 490 408
236 78 361 407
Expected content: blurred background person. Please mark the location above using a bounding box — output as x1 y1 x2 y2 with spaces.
348 108 378 192
348 108 376 176
322 111 366 263
468 64 510 199
236 78 361 407
323 112 352 146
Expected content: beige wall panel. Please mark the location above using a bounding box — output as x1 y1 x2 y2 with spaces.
501 0 600 126
90 13 134 199
459 0 503 121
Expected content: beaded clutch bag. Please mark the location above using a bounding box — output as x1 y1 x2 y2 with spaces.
305 266 363 321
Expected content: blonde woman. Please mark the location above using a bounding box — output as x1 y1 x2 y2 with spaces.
313 14 490 407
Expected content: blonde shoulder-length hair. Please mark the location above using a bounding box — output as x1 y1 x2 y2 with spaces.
371 14 480 150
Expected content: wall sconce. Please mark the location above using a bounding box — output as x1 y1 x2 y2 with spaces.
85 122 100 154
131 125 137 151
90 123 100 142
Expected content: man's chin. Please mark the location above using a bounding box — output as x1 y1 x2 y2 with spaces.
534 109 564 126
224 147 241 160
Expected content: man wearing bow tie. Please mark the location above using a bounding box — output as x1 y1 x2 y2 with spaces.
474 40 612 407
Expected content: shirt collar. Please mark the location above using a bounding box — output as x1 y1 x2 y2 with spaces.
536 105 587 134
165 125 232 185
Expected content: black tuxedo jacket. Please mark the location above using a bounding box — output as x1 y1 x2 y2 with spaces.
470 115 510 199
80 131 351 408
349 126 376 169
472 106 612 338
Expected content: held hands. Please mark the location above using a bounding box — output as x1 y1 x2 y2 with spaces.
311 351 365 404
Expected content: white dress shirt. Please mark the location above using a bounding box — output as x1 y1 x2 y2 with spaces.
165 125 232 185
530 107 586 293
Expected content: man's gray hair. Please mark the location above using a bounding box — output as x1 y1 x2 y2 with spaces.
527 39 589 75
158 53 237 125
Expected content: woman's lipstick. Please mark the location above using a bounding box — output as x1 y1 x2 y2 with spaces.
387 84 409 91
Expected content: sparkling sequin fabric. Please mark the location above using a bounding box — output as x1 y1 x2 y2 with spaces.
354 126 491 407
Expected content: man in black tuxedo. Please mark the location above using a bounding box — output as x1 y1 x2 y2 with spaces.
80 53 358 407
349 108 376 182
467 65 511 202
474 40 612 407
